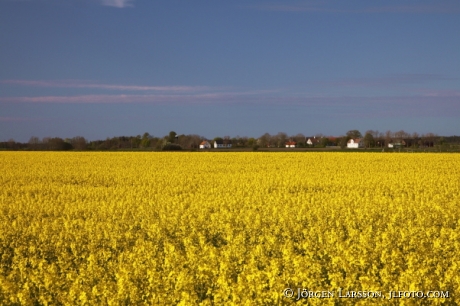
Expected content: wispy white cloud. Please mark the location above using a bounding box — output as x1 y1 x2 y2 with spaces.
3 0 135 8
1 79 458 120
0 90 279 104
0 80 211 93
1 91 459 119
100 0 134 8
0 79 285 104
0 94 193 104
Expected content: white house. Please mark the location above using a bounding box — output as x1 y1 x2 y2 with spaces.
214 139 232 148
306 137 320 146
285 141 296 148
388 140 406 148
347 138 363 148
199 141 211 149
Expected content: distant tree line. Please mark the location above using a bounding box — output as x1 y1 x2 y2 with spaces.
0 132 203 151
253 130 456 149
1 130 459 151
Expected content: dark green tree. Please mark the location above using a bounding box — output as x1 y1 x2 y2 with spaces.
131 135 141 148
168 131 177 143
338 136 348 149
46 137 72 150
346 130 362 139
247 138 256 146
363 132 375 148
141 132 151 148
320 137 329 148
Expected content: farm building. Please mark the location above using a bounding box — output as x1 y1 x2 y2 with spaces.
347 138 364 148
214 139 232 148
199 141 211 149
306 137 321 146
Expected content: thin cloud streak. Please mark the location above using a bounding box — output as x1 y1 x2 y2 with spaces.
1 92 459 116
0 91 276 104
0 80 211 93
100 0 134 8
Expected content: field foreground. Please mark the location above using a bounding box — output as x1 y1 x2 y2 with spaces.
1 152 459 305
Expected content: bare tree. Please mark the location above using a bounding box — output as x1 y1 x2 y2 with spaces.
177 134 202 149
394 130 411 143
7 138 16 149
375 131 385 148
41 137 50 150
412 132 419 148
292 133 306 146
71 136 87 150
273 132 288 148
385 130 393 147
425 133 436 147
189 134 203 149
258 133 272 148
28 136 41 150
233 135 249 147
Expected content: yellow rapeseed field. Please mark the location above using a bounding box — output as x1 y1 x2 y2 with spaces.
0 152 459 305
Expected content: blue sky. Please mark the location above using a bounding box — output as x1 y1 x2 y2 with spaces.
1 0 459 141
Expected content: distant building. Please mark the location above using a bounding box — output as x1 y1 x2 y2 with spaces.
214 139 232 148
388 139 405 148
199 141 211 149
347 138 363 148
306 137 321 146
285 141 296 148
